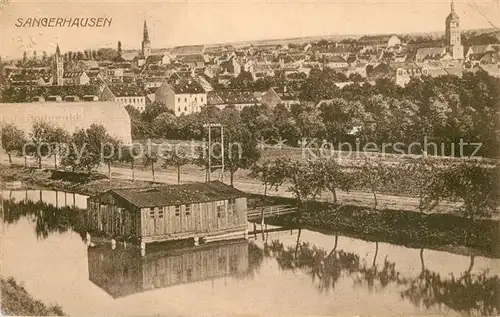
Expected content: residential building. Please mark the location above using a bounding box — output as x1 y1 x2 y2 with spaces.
325 55 349 69
261 86 300 109
358 34 401 49
146 54 171 66
207 90 259 110
63 71 90 85
155 80 207 116
101 84 146 112
170 45 205 58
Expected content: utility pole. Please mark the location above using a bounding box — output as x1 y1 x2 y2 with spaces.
203 123 224 183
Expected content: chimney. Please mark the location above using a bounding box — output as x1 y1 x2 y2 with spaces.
283 86 287 93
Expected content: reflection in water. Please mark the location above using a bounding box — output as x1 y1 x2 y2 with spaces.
2 195 87 241
2 189 500 316
87 240 251 298
261 232 500 316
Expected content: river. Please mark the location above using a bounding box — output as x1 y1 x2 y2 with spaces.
2 189 499 317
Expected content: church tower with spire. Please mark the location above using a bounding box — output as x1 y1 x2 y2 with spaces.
445 0 463 60
53 44 64 86
141 20 152 58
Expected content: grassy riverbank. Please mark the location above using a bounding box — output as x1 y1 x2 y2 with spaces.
249 194 500 258
0 165 160 196
1 277 65 316
2 164 499 258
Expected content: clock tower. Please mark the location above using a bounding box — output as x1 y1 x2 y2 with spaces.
445 0 463 60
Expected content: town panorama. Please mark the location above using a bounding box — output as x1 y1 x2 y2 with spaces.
1 0 499 316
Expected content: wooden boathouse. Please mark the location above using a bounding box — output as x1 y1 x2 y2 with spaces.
86 181 248 244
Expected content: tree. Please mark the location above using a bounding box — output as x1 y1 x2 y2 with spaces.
45 127 70 169
443 162 499 220
22 51 27 64
27 120 54 169
230 71 254 90
101 134 122 180
142 102 170 123
120 145 141 181
143 152 158 182
42 50 48 62
1 123 26 164
250 160 273 196
223 131 261 186
61 124 116 174
402 158 444 212
162 149 191 184
312 158 352 204
355 159 394 209
267 157 323 207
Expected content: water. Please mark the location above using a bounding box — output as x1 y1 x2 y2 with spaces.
2 189 499 317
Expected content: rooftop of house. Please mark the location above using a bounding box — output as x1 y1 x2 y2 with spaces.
358 34 397 43
414 47 446 60
101 181 246 208
178 54 207 63
63 71 86 78
171 45 205 56
108 84 144 97
207 90 258 105
170 80 205 94
326 55 347 63
146 54 167 64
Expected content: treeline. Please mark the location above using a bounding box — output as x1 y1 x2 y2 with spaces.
131 71 500 158
1 119 260 186
250 156 499 219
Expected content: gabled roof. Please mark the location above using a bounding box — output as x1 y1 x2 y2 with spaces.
63 71 86 78
103 181 246 208
171 45 205 56
179 54 207 63
415 47 446 61
327 55 347 63
146 54 166 64
108 84 144 97
207 90 258 106
169 80 205 94
358 34 397 44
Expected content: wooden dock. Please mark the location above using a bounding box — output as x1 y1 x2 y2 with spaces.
247 204 298 221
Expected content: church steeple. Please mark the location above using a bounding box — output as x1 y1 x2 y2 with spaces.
141 19 151 58
445 0 463 60
53 44 64 86
143 20 150 42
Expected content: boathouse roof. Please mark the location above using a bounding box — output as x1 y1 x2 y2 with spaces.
99 181 246 208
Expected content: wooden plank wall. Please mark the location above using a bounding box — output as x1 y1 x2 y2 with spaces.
87 195 139 238
141 198 248 238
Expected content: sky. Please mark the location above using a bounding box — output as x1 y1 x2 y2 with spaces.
1 0 499 59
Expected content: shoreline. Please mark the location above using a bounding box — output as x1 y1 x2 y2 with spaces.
1 277 65 316
2 165 499 258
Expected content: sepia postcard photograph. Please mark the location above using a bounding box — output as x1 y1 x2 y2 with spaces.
1 0 500 316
